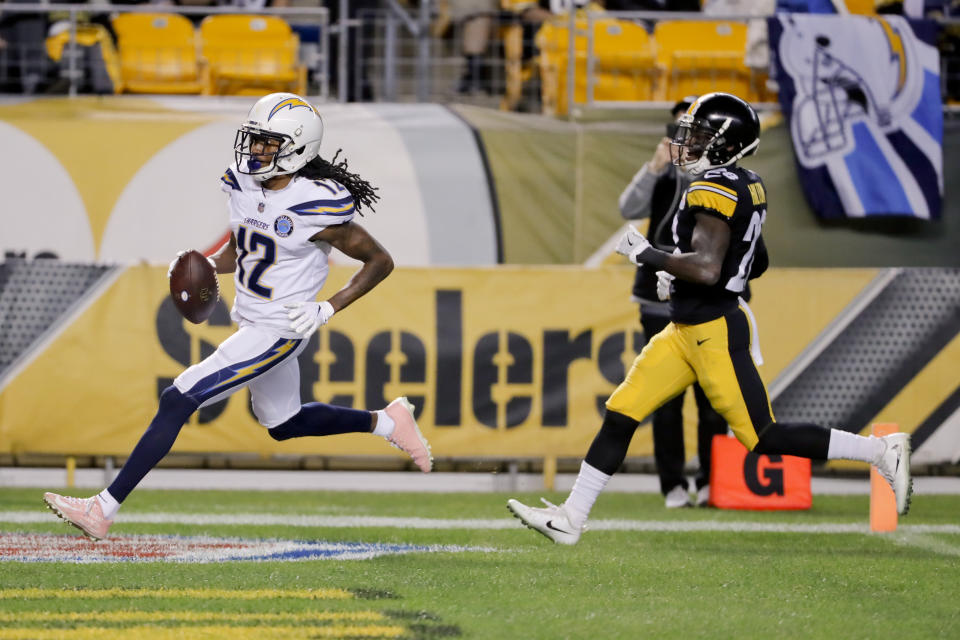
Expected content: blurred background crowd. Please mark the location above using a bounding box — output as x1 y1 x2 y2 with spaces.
0 0 957 112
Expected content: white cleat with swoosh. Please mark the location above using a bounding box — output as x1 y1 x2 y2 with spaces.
873 432 913 515
507 498 582 545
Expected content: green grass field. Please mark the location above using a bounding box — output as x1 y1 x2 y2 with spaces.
1 487 959 639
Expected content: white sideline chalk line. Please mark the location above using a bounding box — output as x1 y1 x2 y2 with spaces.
3 511 959 535
888 531 960 557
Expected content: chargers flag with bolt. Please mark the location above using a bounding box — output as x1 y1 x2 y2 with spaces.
768 14 943 220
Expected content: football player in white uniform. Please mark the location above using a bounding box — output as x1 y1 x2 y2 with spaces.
43 93 432 540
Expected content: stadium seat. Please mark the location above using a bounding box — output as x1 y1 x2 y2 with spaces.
111 13 203 94
199 15 306 96
652 20 756 103
536 14 655 116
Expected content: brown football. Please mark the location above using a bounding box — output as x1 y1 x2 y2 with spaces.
169 250 219 324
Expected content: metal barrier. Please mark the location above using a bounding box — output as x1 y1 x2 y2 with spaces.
355 9 775 112
1 3 959 114
570 10 772 114
381 0 433 102
358 7 960 113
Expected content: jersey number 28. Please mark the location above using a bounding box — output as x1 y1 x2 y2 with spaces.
236 225 276 299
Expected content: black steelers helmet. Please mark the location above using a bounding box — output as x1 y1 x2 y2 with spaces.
670 92 760 175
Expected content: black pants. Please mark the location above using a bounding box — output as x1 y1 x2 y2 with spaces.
640 310 728 495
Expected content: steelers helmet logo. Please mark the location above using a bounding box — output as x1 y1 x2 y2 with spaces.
274 215 294 238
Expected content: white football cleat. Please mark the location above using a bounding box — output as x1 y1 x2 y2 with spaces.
43 492 113 540
873 432 912 515
664 485 692 509
507 498 582 545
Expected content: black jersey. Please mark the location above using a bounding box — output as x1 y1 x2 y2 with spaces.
670 166 768 325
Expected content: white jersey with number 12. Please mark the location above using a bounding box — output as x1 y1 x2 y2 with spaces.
219 164 355 337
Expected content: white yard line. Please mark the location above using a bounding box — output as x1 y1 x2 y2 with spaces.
5 468 960 494
2 511 959 535
888 531 960 557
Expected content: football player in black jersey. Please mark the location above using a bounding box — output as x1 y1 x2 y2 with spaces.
508 93 912 545
619 96 730 509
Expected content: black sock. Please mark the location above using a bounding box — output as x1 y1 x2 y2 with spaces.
584 410 640 476
268 402 373 441
754 422 830 459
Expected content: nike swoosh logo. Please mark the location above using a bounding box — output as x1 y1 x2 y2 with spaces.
626 238 634 247
545 520 571 534
696 338 710 346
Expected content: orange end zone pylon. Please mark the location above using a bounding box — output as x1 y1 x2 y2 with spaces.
870 423 898 533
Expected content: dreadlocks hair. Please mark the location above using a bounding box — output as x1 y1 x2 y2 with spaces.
298 149 380 215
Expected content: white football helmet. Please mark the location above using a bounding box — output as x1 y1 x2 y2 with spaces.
235 92 324 181
778 14 915 168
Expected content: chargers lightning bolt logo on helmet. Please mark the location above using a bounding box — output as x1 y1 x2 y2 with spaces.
268 97 315 121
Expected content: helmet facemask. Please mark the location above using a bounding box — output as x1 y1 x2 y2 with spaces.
235 126 303 182
670 112 758 176
670 115 726 176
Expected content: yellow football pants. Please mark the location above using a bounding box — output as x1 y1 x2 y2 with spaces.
606 305 774 451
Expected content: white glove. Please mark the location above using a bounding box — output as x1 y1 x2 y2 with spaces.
615 224 652 265
284 300 335 337
167 250 216 278
656 270 675 301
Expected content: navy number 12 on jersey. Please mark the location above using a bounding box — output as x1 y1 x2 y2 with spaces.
236 225 276 299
